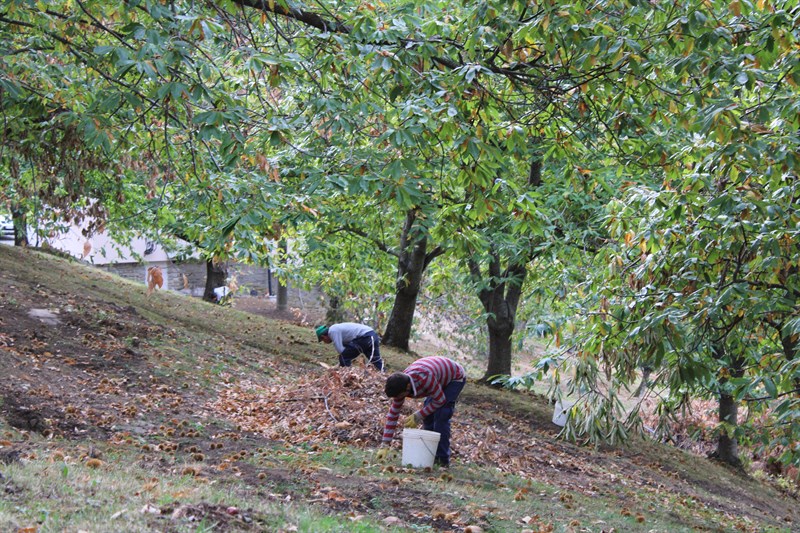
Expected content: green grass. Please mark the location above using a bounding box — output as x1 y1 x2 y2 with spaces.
0 440 392 533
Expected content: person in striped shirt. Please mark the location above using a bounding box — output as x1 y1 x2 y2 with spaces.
380 356 466 467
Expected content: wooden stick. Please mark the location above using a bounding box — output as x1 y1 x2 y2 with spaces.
269 395 327 403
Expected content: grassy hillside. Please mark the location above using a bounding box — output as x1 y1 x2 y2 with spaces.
0 244 797 532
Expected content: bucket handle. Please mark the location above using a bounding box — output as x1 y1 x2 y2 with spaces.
411 432 439 457
421 438 437 457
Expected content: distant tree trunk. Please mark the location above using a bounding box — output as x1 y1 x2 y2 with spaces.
276 239 288 312
771 262 800 392
11 205 27 247
778 323 800 392
634 365 653 397
325 295 346 324
277 281 288 312
382 210 444 350
470 252 527 383
203 259 227 302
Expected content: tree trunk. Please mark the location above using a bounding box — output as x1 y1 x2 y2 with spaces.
382 210 443 350
381 236 427 349
325 295 346 324
11 205 28 247
634 366 653 397
471 157 540 382
715 389 742 467
712 344 744 467
203 259 227 302
484 312 516 382
276 239 288 312
382 283 419 349
778 325 800 392
276 281 288 312
469 251 527 383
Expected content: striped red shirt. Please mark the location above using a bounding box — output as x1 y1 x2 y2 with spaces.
382 356 466 442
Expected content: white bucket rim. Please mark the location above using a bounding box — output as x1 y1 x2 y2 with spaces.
552 399 576 427
402 428 440 439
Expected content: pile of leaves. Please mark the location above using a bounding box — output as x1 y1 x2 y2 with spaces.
209 366 592 486
209 365 392 447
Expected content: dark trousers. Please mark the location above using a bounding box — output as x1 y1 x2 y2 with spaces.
338 332 383 371
422 379 466 465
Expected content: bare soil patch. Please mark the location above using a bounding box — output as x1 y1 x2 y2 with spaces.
232 295 325 327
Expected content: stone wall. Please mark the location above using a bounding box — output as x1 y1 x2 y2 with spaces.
228 263 275 297
97 260 327 312
101 260 206 296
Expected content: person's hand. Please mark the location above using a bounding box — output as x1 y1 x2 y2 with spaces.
375 447 390 461
403 412 422 428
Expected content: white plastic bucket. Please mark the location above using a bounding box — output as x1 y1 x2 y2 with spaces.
401 428 440 468
552 399 576 427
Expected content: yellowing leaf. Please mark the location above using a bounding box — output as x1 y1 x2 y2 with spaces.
624 231 634 247
669 100 678 114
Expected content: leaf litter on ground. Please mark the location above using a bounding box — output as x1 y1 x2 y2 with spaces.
209 365 593 483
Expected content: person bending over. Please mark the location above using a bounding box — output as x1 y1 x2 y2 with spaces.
315 322 384 371
380 356 466 467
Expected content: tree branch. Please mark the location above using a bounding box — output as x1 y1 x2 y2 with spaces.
744 387 800 402
232 0 351 33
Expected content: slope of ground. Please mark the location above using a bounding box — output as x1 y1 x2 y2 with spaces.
0 244 797 532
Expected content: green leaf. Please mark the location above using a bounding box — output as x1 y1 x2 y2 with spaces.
763 377 778 399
